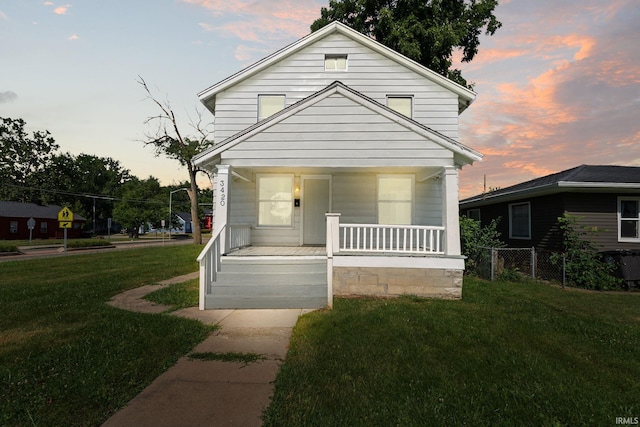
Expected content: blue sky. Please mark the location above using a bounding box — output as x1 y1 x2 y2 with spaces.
1 0 639 198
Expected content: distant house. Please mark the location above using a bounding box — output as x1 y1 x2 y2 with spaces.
174 211 193 234
0 201 86 240
459 165 640 252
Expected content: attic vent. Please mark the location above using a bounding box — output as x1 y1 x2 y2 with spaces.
325 54 347 71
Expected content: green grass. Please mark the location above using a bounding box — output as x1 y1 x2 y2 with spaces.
145 279 200 311
263 278 640 426
0 245 214 426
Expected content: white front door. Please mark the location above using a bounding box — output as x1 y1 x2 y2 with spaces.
302 176 331 245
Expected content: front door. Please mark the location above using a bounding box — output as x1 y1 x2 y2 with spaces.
302 176 331 245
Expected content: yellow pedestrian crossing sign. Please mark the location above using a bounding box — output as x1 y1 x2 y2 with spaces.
58 207 74 228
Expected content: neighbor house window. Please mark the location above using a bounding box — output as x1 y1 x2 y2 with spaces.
467 209 481 222
258 95 285 121
619 197 640 241
325 54 347 71
257 175 294 227
378 175 413 225
387 96 413 118
40 222 48 234
10 221 18 234
509 202 531 239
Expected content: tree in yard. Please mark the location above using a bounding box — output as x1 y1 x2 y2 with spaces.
0 117 59 202
137 77 214 245
311 0 502 88
113 177 165 238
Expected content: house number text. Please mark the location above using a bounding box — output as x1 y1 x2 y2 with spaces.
219 179 226 206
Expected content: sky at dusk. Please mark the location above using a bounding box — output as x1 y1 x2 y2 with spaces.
1 0 639 198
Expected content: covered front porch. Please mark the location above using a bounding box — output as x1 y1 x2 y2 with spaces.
198 165 464 309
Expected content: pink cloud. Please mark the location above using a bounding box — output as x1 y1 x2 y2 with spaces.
53 4 71 15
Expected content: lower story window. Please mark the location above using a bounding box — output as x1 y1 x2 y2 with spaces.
40 222 48 234
378 175 413 225
258 175 293 227
509 202 531 239
10 221 18 233
619 198 640 241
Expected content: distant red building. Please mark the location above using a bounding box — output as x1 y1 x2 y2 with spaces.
0 201 86 240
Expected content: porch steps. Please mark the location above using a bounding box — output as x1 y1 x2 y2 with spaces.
205 257 328 309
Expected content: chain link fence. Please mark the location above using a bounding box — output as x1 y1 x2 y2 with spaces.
475 247 565 285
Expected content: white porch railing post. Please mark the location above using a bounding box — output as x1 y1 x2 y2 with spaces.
442 166 462 256
215 165 231 254
325 213 341 309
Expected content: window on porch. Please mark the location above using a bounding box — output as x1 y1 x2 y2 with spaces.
257 175 294 227
377 175 413 225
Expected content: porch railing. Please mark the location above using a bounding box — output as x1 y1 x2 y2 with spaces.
229 224 251 250
197 225 224 310
339 223 445 254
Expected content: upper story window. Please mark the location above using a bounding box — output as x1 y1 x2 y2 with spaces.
325 54 347 71
378 175 414 225
387 96 413 118
509 202 531 240
258 95 285 121
619 197 640 242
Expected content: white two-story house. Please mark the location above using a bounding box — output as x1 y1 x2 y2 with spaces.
193 22 482 310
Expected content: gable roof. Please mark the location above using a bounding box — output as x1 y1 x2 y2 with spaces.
192 81 482 169
460 165 640 206
197 21 476 114
0 201 87 220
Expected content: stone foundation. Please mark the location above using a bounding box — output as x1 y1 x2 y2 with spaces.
333 266 463 299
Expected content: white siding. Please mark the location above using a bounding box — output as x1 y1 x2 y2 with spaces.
221 93 454 168
228 171 443 246
213 33 460 145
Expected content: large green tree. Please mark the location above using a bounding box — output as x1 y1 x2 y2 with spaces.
0 117 59 202
113 177 165 238
311 0 502 88
43 153 131 230
138 77 214 245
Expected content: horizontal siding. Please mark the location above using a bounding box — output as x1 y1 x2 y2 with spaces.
222 93 453 166
213 32 460 144
228 171 443 246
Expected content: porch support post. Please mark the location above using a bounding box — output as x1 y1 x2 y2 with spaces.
442 166 461 256
214 165 231 254
325 213 341 309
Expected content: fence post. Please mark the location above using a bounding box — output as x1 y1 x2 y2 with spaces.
491 247 495 281
531 247 535 279
562 253 566 288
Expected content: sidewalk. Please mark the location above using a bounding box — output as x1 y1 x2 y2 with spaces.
103 273 312 426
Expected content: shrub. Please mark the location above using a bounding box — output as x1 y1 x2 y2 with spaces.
0 242 19 253
460 216 505 275
550 213 621 290
67 239 113 249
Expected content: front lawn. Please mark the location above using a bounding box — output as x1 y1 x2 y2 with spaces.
264 278 640 426
0 245 213 426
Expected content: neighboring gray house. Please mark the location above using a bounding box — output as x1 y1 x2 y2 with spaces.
192 22 483 310
459 165 640 252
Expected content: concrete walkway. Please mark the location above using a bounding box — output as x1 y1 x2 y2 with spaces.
103 272 312 426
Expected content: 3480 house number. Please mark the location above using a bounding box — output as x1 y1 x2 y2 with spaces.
219 179 226 206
